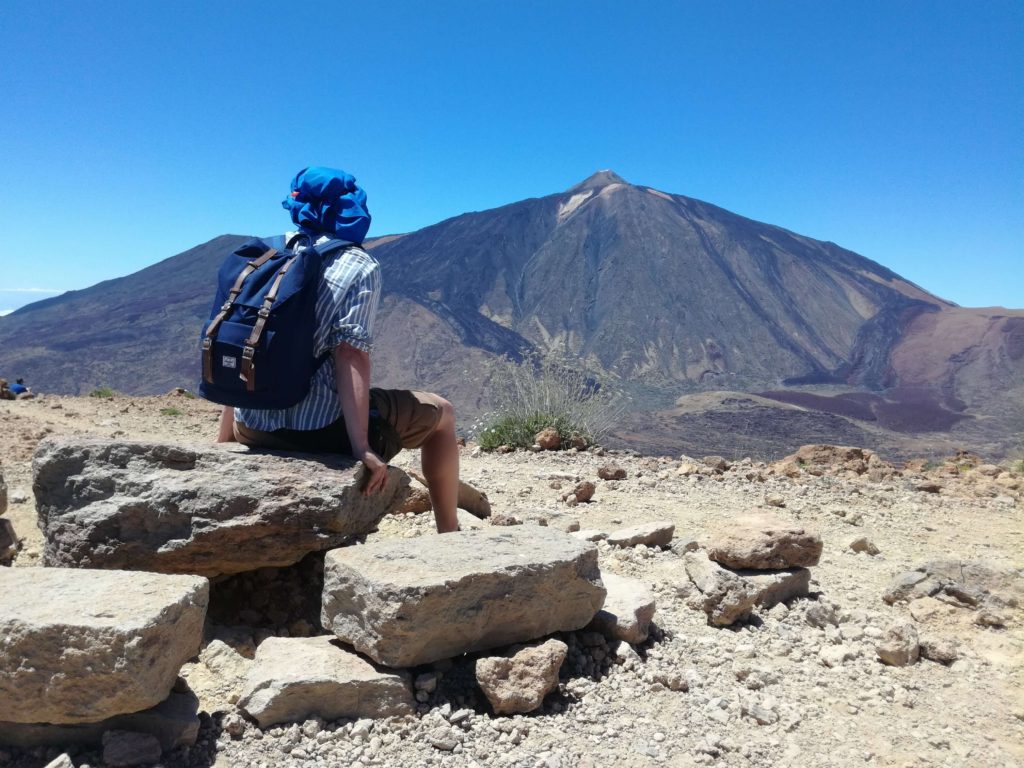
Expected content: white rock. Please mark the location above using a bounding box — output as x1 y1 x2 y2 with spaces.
848 536 880 556
819 645 857 668
456 509 486 530
181 638 252 714
876 622 920 667
571 530 608 542
587 572 656 644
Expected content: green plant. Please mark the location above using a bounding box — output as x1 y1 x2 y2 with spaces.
473 355 627 451
89 386 116 398
160 407 182 417
1015 459 1024 475
180 390 196 400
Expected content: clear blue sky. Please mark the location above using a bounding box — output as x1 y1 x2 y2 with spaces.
1 1 1021 314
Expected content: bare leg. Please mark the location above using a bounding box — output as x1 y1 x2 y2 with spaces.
421 398 460 533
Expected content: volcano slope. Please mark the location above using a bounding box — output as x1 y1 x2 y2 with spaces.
0 171 1020 459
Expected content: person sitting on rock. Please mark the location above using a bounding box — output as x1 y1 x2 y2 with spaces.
9 379 33 399
216 166 460 534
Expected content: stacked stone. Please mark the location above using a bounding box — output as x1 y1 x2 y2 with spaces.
24 438 621 733
685 516 822 626
236 526 609 725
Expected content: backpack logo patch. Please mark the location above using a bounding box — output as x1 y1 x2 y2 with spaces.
222 355 237 369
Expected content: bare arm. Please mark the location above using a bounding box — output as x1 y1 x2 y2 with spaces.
334 343 388 494
216 406 236 443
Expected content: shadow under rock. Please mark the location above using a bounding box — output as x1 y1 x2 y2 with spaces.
206 550 327 637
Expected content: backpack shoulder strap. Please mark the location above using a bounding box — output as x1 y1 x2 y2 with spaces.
313 239 355 258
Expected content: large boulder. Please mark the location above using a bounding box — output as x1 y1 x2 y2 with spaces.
322 526 606 667
34 439 411 577
237 636 414 728
0 567 208 724
707 516 822 570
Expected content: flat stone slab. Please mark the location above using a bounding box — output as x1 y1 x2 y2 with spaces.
707 516 822 569
606 522 675 548
587 572 656 644
34 438 410 577
0 568 208 724
322 526 606 667
237 636 414 728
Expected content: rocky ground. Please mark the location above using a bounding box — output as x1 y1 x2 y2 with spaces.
1 392 1022 768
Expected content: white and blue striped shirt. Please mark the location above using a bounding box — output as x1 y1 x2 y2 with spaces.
235 233 381 431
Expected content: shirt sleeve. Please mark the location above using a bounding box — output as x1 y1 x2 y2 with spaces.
322 256 381 353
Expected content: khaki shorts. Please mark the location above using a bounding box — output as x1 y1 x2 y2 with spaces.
233 388 445 462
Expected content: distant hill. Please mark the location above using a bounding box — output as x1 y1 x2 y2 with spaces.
2 172 1022 459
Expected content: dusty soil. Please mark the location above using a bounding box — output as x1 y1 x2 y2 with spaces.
1 393 1022 768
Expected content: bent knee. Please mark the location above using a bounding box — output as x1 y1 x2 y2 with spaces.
436 396 455 426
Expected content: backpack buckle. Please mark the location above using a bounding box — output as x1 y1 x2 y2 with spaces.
241 346 255 361
257 307 270 318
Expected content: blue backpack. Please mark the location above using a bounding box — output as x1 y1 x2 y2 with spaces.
198 234 350 408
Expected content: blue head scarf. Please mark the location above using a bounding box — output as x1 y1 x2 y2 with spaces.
282 166 371 243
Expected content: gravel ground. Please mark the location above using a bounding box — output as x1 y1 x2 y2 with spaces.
1 394 1021 768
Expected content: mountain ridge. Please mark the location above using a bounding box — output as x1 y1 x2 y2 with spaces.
1 172 1020 458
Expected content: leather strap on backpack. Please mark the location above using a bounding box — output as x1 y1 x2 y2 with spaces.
238 255 297 392
202 247 278 383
